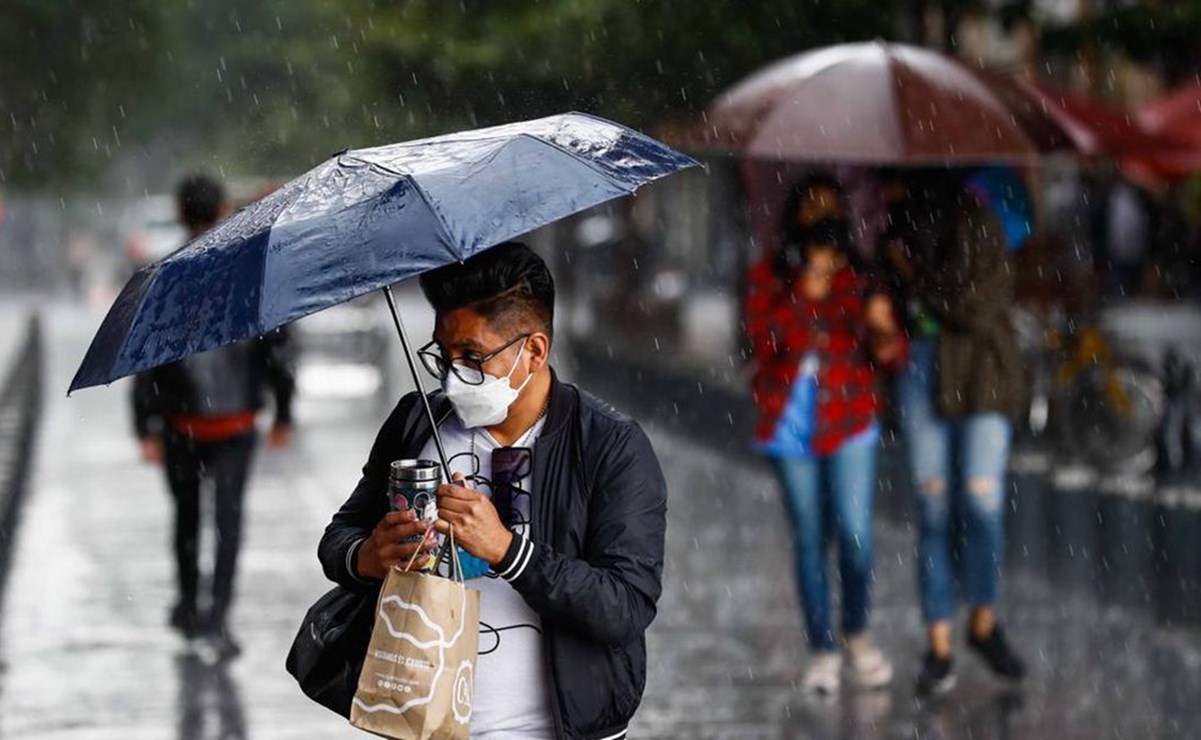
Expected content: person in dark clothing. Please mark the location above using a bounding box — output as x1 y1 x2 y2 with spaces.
1090 177 1155 300
319 242 667 739
133 174 296 656
884 170 1027 695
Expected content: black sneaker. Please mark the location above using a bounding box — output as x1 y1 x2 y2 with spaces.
915 652 956 696
968 626 1026 681
169 601 200 638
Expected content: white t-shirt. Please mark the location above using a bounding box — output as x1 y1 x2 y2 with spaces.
419 415 556 740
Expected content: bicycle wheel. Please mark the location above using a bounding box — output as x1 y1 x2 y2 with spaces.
1058 360 1164 473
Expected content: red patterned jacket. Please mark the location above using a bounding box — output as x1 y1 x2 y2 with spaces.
744 259 905 456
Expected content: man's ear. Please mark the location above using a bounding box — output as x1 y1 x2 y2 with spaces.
527 332 551 371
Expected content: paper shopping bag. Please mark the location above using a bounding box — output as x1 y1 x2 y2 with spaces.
351 533 480 739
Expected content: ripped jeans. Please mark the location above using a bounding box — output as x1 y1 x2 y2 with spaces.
897 340 1012 624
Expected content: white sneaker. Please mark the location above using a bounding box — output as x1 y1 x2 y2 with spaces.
802 652 843 696
846 636 893 689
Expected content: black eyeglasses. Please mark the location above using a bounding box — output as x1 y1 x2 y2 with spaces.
418 334 529 386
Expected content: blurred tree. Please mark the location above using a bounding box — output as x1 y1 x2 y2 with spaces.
1042 2 1201 86
0 0 164 187
297 0 898 135
2 0 900 188
1 0 385 189
152 0 383 179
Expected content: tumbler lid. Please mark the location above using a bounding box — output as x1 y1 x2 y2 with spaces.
389 459 441 482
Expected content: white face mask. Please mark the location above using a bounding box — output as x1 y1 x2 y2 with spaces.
442 338 532 428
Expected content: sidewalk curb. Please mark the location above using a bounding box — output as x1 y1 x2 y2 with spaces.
0 315 44 620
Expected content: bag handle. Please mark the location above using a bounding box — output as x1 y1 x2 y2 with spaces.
402 523 464 584
402 524 436 573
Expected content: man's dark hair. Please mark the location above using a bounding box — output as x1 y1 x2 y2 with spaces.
176 174 226 230
419 241 555 341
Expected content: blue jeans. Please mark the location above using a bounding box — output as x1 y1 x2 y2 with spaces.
897 339 1012 624
770 428 878 651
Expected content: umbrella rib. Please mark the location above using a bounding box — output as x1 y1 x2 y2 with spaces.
95 263 165 389
342 155 466 263
251 221 274 339
406 175 467 262
248 172 324 336
515 132 631 191
883 50 912 162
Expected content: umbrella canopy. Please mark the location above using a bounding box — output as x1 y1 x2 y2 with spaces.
686 41 1037 165
977 73 1167 157
978 77 1199 187
972 71 1077 154
71 112 696 392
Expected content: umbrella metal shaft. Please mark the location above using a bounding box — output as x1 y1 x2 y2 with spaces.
382 286 452 482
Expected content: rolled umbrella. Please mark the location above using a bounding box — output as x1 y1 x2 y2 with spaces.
71 112 697 475
686 41 1037 165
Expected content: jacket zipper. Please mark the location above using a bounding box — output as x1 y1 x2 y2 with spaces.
535 419 568 739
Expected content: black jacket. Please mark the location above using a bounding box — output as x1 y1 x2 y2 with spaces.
132 329 295 438
319 371 668 740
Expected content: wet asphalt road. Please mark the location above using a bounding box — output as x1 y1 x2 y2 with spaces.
1 301 1200 739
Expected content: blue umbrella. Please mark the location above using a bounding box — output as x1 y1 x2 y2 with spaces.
71 112 696 473
965 166 1034 252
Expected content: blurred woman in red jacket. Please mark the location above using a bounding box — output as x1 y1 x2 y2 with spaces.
745 175 905 696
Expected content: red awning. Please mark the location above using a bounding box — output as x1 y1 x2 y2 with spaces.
1138 82 1201 145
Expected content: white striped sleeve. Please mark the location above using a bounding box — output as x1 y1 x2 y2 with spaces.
494 533 536 583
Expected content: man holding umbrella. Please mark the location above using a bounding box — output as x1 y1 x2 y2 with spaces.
70 113 692 736
319 242 667 739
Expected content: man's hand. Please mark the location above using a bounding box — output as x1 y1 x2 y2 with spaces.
434 474 513 567
355 509 439 580
139 436 164 465
267 423 293 450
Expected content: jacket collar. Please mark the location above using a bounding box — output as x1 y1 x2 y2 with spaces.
538 366 575 440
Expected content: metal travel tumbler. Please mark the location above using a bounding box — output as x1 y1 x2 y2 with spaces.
389 459 441 517
389 460 441 567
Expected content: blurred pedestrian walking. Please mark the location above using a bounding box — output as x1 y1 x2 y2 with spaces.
745 175 906 696
885 169 1027 695
133 174 296 657
1095 177 1153 299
